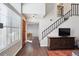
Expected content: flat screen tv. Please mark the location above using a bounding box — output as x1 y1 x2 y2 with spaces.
59 28 70 36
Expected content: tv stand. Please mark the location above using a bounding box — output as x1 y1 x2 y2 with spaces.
48 37 75 50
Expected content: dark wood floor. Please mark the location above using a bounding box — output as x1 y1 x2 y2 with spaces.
16 37 48 56
16 37 79 56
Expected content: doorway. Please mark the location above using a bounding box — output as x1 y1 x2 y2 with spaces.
27 23 39 43
22 16 27 48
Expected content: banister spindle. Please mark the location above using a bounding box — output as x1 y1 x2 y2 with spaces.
71 4 72 16
76 4 77 15
73 4 74 15
77 4 78 15
75 4 76 15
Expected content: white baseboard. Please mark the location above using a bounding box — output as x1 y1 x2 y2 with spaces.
40 44 48 47
27 40 32 43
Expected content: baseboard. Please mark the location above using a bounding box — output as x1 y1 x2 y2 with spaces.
40 45 48 47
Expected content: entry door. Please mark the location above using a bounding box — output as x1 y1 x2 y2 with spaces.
22 16 27 48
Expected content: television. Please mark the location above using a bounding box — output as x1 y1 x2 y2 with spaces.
59 28 70 36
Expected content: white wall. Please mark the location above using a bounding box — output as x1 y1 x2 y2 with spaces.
10 3 21 13
63 3 71 14
27 23 39 37
23 3 45 17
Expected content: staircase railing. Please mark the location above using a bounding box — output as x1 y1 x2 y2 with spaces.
42 4 79 39
71 4 79 16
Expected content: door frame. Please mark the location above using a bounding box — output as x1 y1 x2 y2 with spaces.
22 16 27 48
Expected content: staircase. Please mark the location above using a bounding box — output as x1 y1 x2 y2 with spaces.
42 4 79 39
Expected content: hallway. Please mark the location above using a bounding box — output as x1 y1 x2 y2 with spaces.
16 37 48 56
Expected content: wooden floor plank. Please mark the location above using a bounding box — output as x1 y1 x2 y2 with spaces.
16 37 79 56
16 37 48 56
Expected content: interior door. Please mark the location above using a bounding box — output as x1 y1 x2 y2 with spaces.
22 16 27 48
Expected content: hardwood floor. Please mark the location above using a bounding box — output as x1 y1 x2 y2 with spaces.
16 37 79 56
16 37 48 56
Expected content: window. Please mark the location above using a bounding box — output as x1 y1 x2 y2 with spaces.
0 3 21 51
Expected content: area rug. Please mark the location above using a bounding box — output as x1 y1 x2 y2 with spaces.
48 50 72 56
